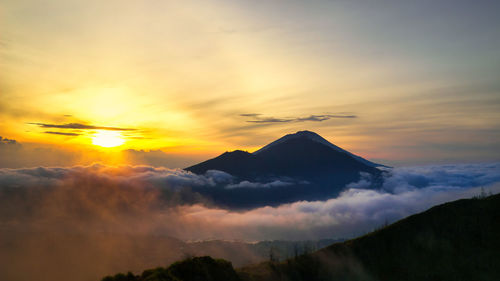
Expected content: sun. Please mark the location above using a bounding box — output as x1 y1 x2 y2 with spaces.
92 130 125 148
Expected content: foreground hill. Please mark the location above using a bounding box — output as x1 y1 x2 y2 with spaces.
102 193 500 281
240 193 500 281
186 131 384 208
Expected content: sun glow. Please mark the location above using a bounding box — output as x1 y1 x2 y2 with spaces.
92 131 125 148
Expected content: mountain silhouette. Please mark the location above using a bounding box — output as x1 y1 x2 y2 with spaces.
186 131 385 208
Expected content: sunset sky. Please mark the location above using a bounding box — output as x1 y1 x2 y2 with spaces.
2 0 499 167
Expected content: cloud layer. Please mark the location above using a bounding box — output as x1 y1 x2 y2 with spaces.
1 162 499 240
176 162 500 240
1 162 499 281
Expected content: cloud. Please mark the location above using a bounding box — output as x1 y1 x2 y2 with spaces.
0 136 19 145
239 113 262 117
379 163 500 192
241 113 357 124
44 131 81 136
246 116 291 123
29 122 136 131
226 180 293 189
1 162 499 241
297 114 357 121
205 169 234 183
0 164 291 193
176 162 500 240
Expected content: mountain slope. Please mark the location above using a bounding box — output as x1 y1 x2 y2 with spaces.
185 131 384 208
239 193 500 281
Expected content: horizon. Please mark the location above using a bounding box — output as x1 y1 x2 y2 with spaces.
2 129 499 169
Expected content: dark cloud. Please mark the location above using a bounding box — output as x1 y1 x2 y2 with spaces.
0 136 19 145
239 113 262 117
247 117 291 123
44 131 81 136
29 122 136 131
298 114 357 121
242 114 357 124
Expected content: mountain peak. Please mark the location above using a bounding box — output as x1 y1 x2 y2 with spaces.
253 130 327 154
253 130 383 168
222 150 251 155
293 130 319 135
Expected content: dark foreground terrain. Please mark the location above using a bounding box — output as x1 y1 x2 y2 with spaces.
103 193 500 281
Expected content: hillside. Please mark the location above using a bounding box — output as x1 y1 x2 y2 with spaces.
239 193 500 281
102 193 500 281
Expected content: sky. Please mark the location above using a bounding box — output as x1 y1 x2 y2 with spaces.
1 0 500 167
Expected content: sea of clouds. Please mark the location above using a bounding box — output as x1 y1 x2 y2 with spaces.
1 162 499 281
1 162 499 240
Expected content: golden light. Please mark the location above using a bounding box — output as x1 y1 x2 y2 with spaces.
92 131 125 148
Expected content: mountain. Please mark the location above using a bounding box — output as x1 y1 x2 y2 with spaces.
101 193 500 281
239 193 500 281
186 131 384 208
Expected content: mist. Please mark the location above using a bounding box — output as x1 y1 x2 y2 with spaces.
1 162 499 281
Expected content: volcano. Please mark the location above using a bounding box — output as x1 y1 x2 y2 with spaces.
186 131 386 208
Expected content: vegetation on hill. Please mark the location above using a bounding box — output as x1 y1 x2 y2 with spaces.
101 256 240 281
